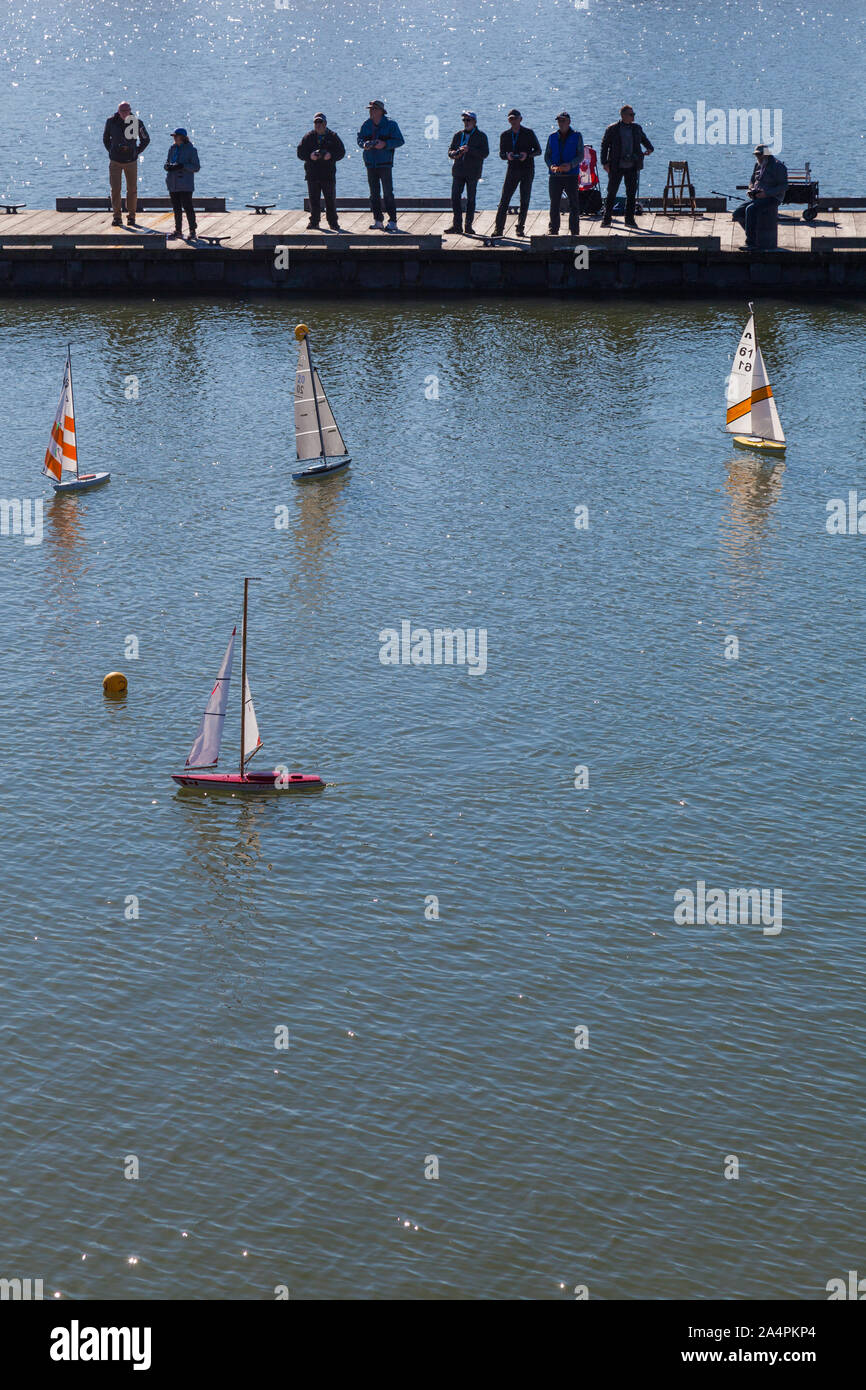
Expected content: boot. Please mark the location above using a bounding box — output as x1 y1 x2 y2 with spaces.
444 222 463 234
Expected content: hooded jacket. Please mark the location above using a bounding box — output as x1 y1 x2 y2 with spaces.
164 140 200 193
357 116 405 167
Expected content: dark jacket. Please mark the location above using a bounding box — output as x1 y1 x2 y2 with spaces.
749 155 788 203
357 117 404 167
297 128 346 177
448 127 489 181
601 120 653 170
103 112 150 163
544 128 584 175
164 141 200 193
498 126 542 165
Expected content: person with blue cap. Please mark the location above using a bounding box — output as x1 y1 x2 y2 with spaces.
444 110 489 236
164 127 201 240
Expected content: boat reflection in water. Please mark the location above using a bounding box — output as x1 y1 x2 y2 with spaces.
720 455 785 570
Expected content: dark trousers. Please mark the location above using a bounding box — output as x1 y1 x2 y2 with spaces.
738 196 779 248
307 172 338 227
169 189 196 235
548 175 580 234
604 164 639 221
366 165 396 222
495 163 534 232
451 172 479 229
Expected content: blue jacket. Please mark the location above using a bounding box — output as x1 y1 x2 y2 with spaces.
164 141 200 193
544 128 584 176
357 117 404 167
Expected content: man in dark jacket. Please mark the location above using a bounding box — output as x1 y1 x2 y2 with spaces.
733 145 788 249
493 109 542 238
544 112 583 235
102 100 150 226
600 105 653 227
444 111 489 234
297 114 346 230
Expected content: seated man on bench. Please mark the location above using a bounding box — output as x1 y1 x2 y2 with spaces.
733 144 788 249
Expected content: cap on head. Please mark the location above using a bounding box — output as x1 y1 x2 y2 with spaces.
556 111 570 121
369 99 386 112
313 112 326 122
172 127 187 138
754 143 768 156
462 110 476 121
507 108 521 120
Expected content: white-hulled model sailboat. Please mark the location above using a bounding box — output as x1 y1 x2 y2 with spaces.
172 578 324 792
725 303 786 454
292 323 351 481
44 349 111 492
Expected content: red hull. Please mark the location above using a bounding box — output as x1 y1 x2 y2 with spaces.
173 770 324 791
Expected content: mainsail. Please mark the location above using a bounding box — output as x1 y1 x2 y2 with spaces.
295 336 347 460
242 674 262 765
44 352 78 480
725 311 785 443
185 629 236 768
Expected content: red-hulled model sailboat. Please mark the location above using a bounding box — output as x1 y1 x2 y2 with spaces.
172 578 324 792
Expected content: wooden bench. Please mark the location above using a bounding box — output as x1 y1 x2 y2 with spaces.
811 237 866 252
0 232 167 248
254 232 443 250
55 196 226 212
529 234 721 252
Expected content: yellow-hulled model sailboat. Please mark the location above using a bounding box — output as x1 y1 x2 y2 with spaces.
725 303 786 454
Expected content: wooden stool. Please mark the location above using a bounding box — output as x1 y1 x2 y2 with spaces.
662 161 696 214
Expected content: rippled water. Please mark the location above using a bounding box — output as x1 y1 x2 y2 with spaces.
2 294 865 1299
2 0 865 1304
2 0 865 207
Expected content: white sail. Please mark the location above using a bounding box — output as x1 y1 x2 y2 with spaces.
726 313 785 443
294 336 347 459
242 673 262 765
185 629 236 768
43 353 78 480
311 368 348 457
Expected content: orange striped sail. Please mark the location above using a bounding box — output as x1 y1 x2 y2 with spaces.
44 353 78 481
725 310 785 444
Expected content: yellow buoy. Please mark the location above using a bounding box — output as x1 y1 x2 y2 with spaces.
294 323 309 341
103 671 128 697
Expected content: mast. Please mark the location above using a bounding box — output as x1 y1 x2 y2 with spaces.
306 333 326 461
240 578 249 775
67 344 79 478
239 577 260 775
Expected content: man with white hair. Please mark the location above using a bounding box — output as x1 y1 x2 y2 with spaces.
102 100 150 226
734 144 788 249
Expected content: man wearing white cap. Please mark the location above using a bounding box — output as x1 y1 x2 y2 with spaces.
444 110 489 235
734 144 788 249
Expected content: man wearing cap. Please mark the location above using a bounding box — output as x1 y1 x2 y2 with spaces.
493 110 542 239
163 127 201 239
600 105 654 228
102 100 150 227
444 111 489 235
297 114 346 231
357 100 405 232
733 145 788 249
544 112 584 235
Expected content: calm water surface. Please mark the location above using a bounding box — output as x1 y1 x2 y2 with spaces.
1 294 865 1298
1 0 865 1303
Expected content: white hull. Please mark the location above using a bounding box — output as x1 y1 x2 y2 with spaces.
53 471 111 493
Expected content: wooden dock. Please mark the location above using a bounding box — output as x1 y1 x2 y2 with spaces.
2 201 866 295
